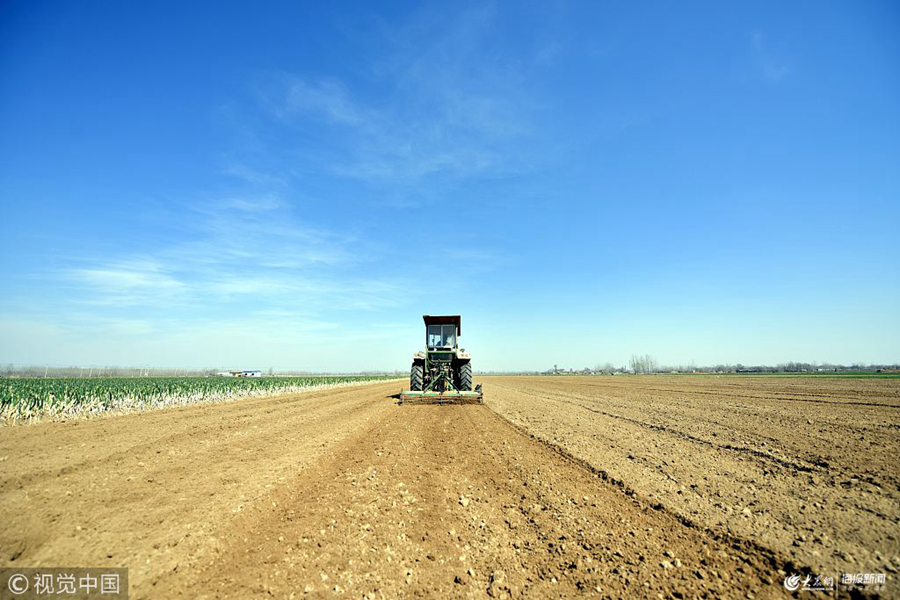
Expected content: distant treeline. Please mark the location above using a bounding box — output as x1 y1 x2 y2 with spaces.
4 362 897 379
0 364 400 378
681 362 900 374
524 358 900 376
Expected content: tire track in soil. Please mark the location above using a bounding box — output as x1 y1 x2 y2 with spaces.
489 384 821 473
155 402 785 599
540 379 900 409
483 376 900 588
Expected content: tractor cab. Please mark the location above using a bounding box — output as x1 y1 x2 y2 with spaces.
426 316 459 350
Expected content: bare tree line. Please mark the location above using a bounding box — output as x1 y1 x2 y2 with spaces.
629 354 658 374
1 365 210 378
3 361 897 379
547 358 899 375
0 364 400 378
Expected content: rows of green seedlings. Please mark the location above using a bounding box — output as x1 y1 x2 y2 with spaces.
0 376 391 422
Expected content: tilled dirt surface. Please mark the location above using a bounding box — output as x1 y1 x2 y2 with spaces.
1 377 896 598
485 376 900 585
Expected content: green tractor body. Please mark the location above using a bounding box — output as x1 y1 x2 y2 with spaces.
399 315 483 404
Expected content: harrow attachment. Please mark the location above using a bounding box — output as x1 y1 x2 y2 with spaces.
399 383 483 405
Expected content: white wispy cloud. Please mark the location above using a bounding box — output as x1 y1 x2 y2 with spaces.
64 197 410 315
222 162 289 187
752 31 791 83
219 196 283 212
283 78 366 125
71 260 187 306
171 197 357 269
247 6 535 187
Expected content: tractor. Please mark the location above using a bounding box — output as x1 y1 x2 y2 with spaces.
399 315 483 404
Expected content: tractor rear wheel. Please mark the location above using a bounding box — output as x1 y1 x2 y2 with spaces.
410 363 423 391
458 362 472 391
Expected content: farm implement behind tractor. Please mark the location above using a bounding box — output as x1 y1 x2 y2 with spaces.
398 315 483 405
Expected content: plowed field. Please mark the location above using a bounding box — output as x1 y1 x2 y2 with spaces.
1 376 897 598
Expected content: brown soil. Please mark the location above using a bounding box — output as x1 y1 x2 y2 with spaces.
1 377 895 598
484 376 900 581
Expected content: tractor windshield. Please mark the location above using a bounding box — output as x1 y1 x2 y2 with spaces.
427 324 456 348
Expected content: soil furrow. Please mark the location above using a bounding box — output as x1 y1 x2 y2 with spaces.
2 375 896 598
151 402 783 599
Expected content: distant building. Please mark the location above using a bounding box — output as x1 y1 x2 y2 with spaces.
218 370 263 377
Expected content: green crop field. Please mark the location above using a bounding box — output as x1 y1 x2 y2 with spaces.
0 375 393 423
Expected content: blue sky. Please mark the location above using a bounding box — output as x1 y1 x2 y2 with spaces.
1 1 898 371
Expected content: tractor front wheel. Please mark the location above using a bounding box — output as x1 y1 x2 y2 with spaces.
410 363 423 391
458 362 472 391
